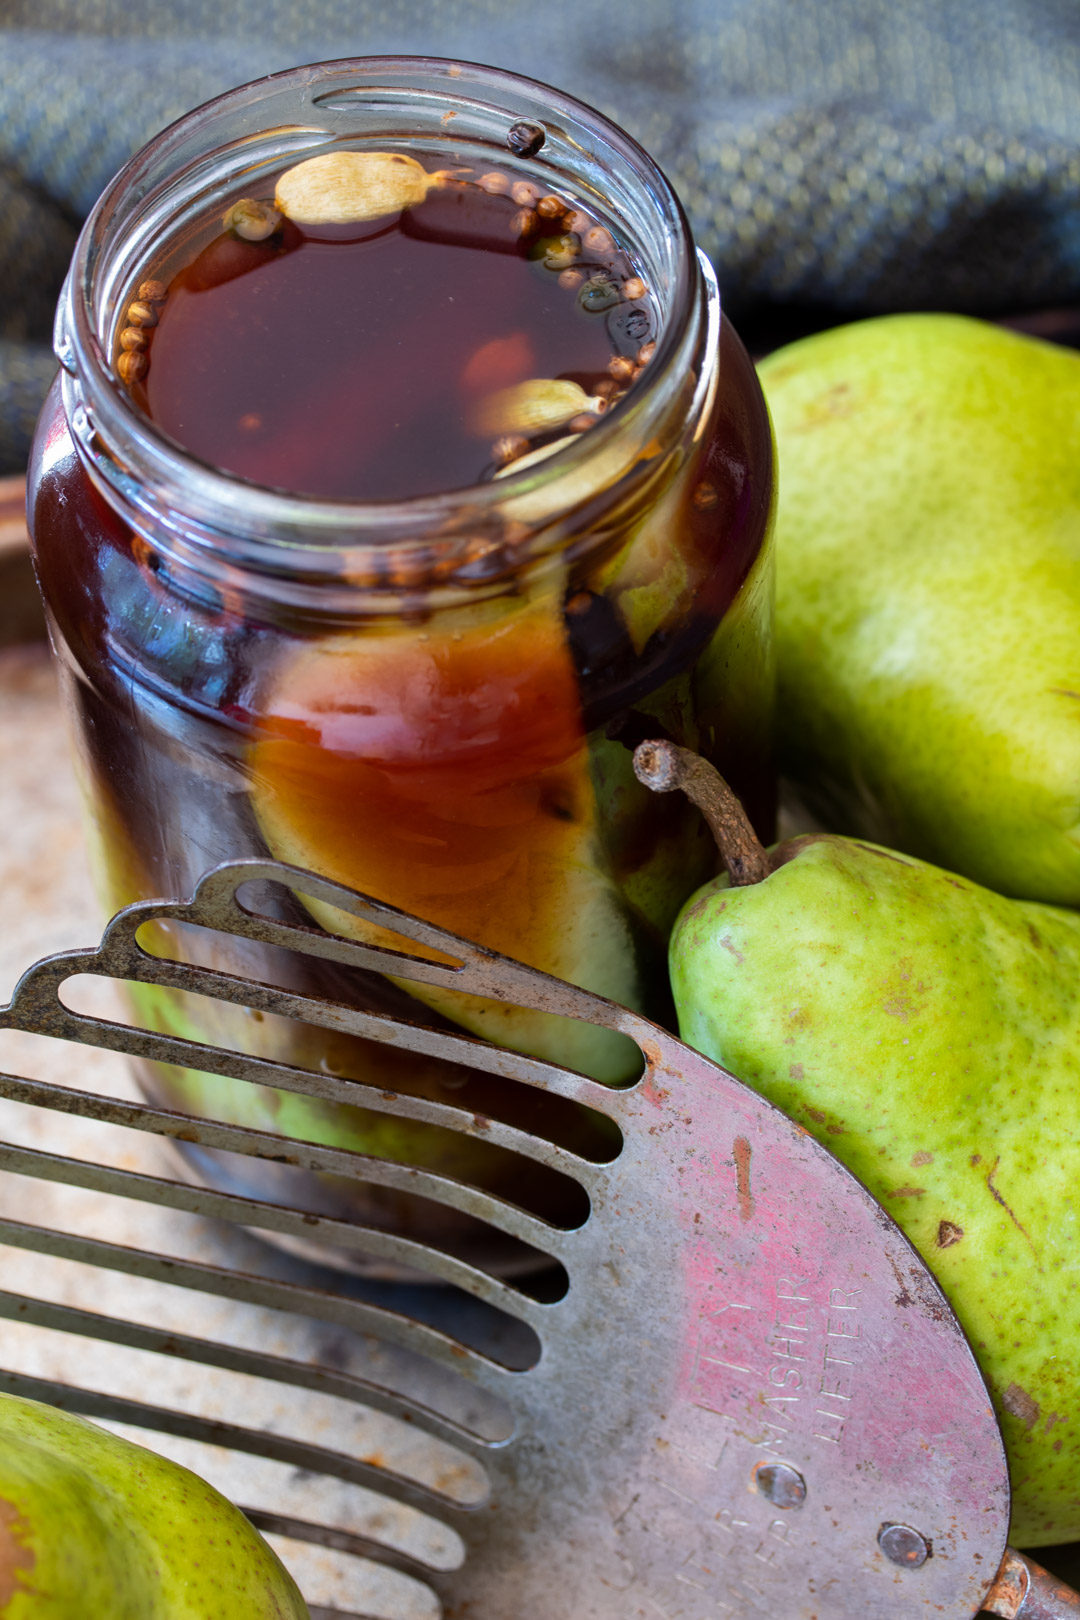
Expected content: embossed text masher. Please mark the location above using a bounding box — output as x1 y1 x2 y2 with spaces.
0 857 1077 1619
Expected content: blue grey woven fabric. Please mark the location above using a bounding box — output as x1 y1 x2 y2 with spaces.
2 0 1079 471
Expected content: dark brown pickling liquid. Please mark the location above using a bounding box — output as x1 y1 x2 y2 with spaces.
126 160 655 501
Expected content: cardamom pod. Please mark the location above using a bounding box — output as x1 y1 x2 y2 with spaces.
471 378 603 437
275 151 446 224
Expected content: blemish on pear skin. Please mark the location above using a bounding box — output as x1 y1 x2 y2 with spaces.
912 1150 934 1166
0 1496 35 1605
880 957 930 1021
789 1063 804 1081
937 1220 964 1248
1002 1383 1041 1431
887 1186 926 1199
985 1155 1037 1256
718 935 745 965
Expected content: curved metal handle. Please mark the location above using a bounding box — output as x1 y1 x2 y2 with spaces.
985 1550 1080 1619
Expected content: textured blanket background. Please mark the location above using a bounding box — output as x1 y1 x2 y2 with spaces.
2 0 1079 472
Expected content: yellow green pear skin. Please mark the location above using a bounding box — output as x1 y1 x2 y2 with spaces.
759 314 1080 904
0 1395 308 1616
669 834 1080 1547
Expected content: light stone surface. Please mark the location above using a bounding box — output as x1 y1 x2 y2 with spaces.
0 642 461 1619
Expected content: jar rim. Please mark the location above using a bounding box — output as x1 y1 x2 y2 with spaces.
56 55 713 589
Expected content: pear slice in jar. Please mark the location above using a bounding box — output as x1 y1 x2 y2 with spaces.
248 593 644 1082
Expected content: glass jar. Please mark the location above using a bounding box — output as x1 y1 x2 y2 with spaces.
28 59 775 1279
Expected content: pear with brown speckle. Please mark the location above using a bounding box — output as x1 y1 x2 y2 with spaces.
760 314 1080 906
635 739 1080 1550
0 1394 308 1616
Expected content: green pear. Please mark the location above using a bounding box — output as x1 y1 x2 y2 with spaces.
759 313 1080 905
0 1393 308 1616
634 739 1080 1548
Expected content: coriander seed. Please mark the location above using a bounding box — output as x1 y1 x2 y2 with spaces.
223 198 282 241
491 433 530 465
117 350 148 384
583 225 614 254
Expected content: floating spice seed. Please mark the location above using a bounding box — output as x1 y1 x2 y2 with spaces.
622 275 647 301
637 340 656 365
471 377 602 437
579 276 621 313
623 307 652 339
223 198 282 241
126 300 159 329
583 224 614 254
493 434 577 477
593 377 619 400
137 279 167 303
536 233 580 271
491 433 531 466
275 151 452 224
479 171 510 194
119 327 147 352
608 354 636 381
117 350 147 384
507 120 545 158
565 209 590 235
536 194 565 219
568 412 600 433
558 268 583 291
511 179 540 207
511 207 538 238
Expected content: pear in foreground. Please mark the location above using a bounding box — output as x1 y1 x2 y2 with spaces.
759 313 1080 904
634 740 1080 1549
0 1394 308 1617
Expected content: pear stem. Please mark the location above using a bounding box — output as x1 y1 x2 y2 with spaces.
632 739 771 887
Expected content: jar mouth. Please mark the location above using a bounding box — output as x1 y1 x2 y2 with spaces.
57 56 711 584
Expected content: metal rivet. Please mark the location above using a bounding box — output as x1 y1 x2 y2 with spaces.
878 1523 932 1567
753 1462 807 1509
507 120 545 158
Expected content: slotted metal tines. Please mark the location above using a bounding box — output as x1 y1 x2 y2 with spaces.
0 857 1037 1619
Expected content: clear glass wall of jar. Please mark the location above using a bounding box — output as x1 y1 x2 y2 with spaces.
28 59 775 1279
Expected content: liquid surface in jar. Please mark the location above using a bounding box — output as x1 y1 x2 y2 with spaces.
119 150 658 503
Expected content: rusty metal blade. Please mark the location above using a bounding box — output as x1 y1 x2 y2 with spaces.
0 857 1069 1617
